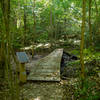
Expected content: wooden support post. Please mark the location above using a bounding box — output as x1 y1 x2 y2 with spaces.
16 52 29 83
19 63 26 83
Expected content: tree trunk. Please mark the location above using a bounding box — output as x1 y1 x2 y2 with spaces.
80 0 86 82
33 0 36 38
89 0 92 47
94 0 98 16
0 0 11 78
50 5 53 38
31 0 36 57
23 7 27 46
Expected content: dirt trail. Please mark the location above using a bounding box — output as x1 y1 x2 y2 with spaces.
21 82 64 100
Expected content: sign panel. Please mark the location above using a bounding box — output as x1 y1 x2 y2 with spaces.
16 52 29 63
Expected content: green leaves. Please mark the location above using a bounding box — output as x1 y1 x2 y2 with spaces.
74 78 99 100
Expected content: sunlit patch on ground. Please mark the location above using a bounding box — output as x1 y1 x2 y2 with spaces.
30 97 41 100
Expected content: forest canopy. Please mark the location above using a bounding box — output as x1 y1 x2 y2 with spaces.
0 0 100 48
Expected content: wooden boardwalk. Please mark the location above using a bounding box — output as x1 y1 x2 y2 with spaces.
27 49 63 81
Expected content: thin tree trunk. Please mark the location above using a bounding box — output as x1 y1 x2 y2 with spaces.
80 0 86 82
94 0 98 16
23 7 27 46
53 0 56 40
89 0 92 47
33 0 36 36
50 6 53 38
31 0 36 57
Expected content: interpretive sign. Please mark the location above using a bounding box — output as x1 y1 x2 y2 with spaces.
16 52 29 83
16 52 29 63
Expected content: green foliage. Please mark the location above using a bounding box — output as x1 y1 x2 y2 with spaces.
0 0 100 47
83 48 100 62
12 39 23 49
67 60 80 67
36 32 48 43
5 0 84 46
74 78 100 100
0 0 100 100
71 50 80 56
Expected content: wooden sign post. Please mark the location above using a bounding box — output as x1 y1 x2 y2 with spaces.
16 52 29 83
19 63 26 83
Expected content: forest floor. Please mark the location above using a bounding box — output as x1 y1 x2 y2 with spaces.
20 51 76 100
20 78 78 100
20 76 100 100
20 45 100 100
0 41 100 100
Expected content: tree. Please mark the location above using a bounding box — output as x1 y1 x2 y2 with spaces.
0 0 20 99
49 0 53 40
0 0 11 78
33 0 36 39
23 2 27 46
89 0 92 48
80 0 86 82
